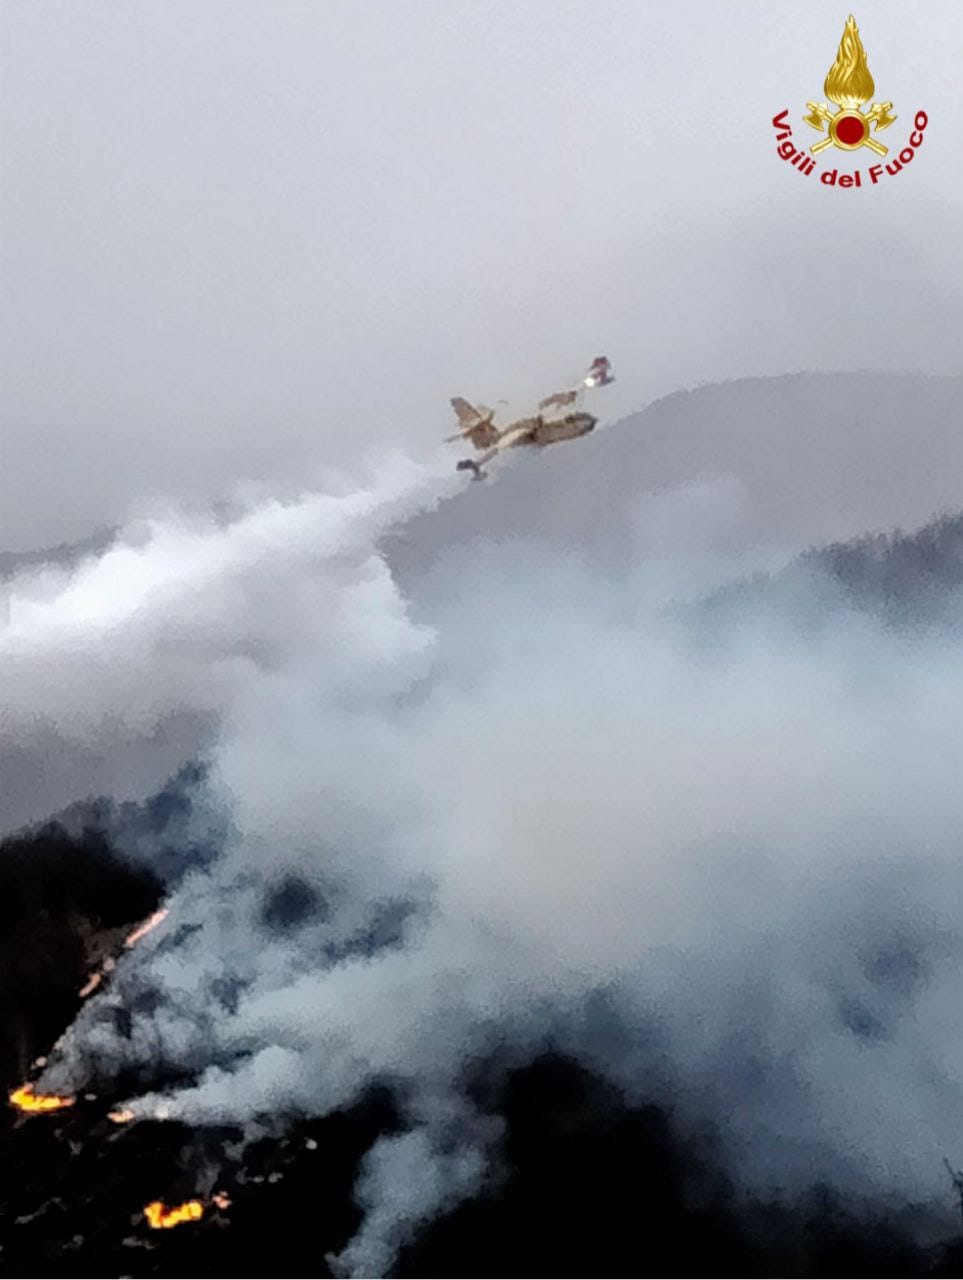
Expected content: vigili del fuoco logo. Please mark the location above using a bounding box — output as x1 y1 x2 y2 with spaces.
771 14 927 188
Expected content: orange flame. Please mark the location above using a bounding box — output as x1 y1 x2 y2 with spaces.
108 1107 136 1125
124 908 169 949
9 1084 76 1114
143 1199 205 1230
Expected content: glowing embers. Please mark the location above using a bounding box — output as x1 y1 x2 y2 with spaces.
143 1199 205 1230
78 971 103 998
124 908 169 948
8 1084 76 1114
142 1191 229 1229
76 906 168 1003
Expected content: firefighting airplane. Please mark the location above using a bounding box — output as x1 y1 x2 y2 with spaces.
447 357 614 478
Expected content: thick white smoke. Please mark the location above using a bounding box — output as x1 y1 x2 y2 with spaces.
7 447 963 1272
0 452 458 831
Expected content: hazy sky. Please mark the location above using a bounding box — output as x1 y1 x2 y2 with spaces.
3 0 962 549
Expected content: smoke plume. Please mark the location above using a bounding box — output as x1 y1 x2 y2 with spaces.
5 441 963 1273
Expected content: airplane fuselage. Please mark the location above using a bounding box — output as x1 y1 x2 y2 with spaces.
528 411 597 446
452 407 598 478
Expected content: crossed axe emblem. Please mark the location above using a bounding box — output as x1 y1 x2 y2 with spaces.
804 100 897 155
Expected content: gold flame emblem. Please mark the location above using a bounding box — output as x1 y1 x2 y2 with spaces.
803 15 896 155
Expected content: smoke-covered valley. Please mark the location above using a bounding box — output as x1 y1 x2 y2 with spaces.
4 373 963 1276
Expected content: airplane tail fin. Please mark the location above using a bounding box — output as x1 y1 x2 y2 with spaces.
447 397 499 449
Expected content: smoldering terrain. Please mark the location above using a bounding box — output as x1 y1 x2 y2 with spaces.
4 375 963 1277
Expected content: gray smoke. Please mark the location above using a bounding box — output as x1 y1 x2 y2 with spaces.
8 439 963 1272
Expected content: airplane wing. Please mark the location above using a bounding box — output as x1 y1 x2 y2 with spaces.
472 422 537 468
446 397 497 443
538 388 579 411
